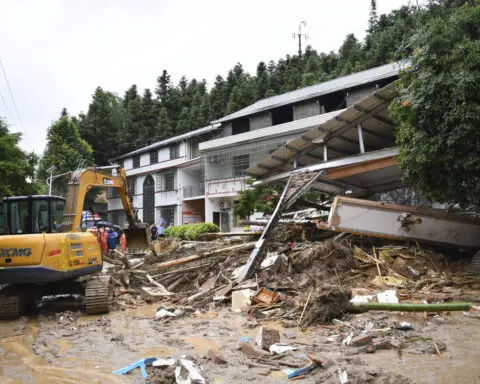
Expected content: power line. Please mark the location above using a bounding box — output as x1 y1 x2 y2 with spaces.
0 89 12 119
0 59 25 135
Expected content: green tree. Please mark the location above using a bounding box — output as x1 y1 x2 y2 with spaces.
138 88 158 145
78 87 123 164
0 119 41 197
155 70 171 103
390 1 480 206
119 84 142 153
38 111 94 196
234 185 282 218
155 107 173 140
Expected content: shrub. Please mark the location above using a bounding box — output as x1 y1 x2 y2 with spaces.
164 222 219 240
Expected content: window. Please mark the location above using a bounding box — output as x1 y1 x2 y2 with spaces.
52 199 65 232
32 200 49 233
10 200 29 234
190 138 200 159
108 210 126 228
164 171 175 191
169 145 179 160
133 155 140 168
150 150 158 164
233 154 250 177
158 206 176 227
156 170 176 192
128 176 136 196
107 188 120 198
232 119 249 135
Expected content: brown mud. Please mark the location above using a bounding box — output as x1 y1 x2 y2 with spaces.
1 305 480 383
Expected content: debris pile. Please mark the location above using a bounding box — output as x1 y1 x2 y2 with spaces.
96 216 480 383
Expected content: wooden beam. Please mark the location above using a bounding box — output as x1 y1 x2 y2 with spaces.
328 156 399 180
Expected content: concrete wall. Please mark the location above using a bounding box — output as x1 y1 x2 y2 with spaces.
346 85 377 107
158 147 170 162
124 158 133 170
293 100 321 120
140 153 149 167
250 112 272 131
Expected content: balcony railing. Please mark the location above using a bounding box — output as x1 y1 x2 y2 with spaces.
183 183 205 199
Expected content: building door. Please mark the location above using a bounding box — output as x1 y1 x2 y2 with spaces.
143 175 155 224
213 212 220 227
220 212 230 232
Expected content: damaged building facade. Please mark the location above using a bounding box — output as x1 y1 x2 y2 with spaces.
107 61 407 229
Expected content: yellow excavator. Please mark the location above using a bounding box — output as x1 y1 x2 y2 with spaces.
0 166 149 319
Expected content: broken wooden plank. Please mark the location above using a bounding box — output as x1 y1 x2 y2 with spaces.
146 274 174 295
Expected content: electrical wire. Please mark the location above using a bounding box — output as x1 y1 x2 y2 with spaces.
0 59 25 135
0 89 12 120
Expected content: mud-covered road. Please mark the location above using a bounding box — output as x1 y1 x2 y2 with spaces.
1 305 480 384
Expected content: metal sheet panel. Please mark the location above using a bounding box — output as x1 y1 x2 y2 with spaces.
200 109 342 152
247 82 399 177
322 197 480 248
116 123 221 160
212 61 409 124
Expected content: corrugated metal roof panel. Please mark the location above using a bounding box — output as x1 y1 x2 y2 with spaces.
247 82 398 177
199 109 343 152
114 123 221 160
212 60 409 124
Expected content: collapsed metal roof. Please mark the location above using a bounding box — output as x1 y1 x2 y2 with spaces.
246 81 398 178
212 61 409 124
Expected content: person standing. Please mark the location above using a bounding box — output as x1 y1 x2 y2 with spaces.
157 222 165 238
107 228 118 251
151 224 158 241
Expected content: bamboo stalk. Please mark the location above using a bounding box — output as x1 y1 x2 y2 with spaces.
153 242 255 270
349 302 471 312
297 288 314 328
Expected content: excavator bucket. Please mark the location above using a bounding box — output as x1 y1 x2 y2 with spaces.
124 224 151 251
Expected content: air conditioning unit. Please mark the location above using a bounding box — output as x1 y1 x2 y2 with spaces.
219 200 231 210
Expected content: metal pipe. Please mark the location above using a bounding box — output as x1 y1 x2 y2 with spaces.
323 144 328 162
357 124 365 154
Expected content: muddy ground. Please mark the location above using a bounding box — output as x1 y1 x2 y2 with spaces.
1 304 480 384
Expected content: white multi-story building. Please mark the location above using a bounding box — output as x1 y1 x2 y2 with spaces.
107 61 406 231
107 124 220 227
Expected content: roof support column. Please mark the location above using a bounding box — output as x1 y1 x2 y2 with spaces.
323 144 328 162
357 123 365 154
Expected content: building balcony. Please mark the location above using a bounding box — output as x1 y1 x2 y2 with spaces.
183 183 205 199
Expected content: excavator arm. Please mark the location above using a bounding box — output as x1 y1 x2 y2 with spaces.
61 166 149 249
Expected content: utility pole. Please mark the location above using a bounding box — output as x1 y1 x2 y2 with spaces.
292 21 308 57
47 166 55 195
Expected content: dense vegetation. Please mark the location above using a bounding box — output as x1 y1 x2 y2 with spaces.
390 0 480 207
164 223 220 240
0 119 40 196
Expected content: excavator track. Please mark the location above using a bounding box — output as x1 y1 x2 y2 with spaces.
84 275 113 315
0 293 21 319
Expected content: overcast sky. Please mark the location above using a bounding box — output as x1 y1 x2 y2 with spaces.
0 0 411 153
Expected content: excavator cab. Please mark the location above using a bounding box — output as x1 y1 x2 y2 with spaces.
1 195 66 236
